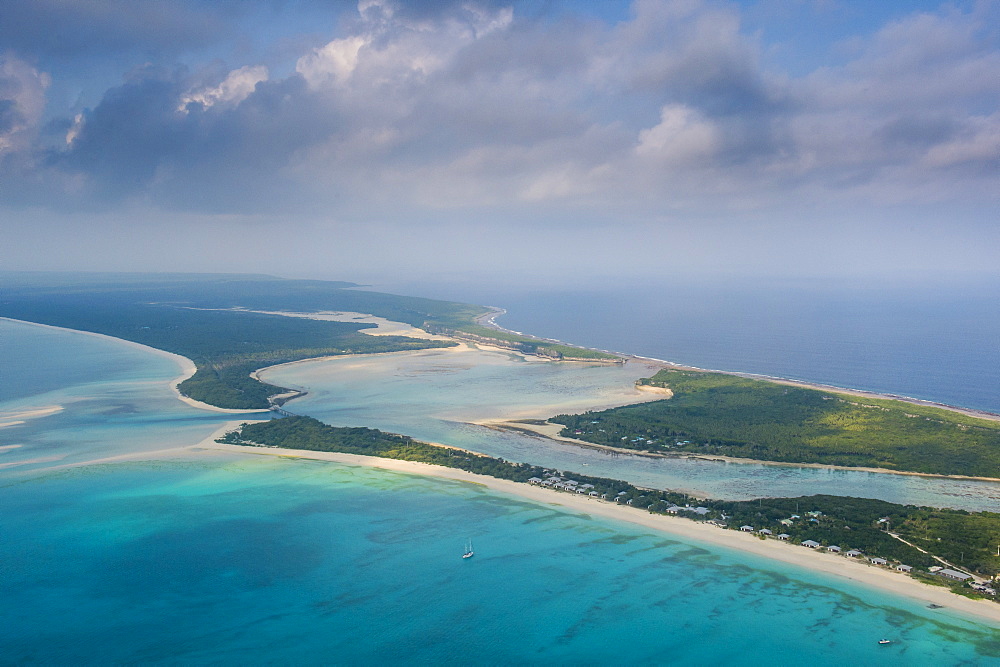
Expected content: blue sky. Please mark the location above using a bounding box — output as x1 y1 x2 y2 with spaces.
1 0 997 286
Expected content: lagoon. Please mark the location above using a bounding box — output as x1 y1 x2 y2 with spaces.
260 345 1000 512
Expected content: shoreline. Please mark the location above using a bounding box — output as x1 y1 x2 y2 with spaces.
474 310 1000 424
482 419 1000 484
1 317 269 416
198 441 1000 628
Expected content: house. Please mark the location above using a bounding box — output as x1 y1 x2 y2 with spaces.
801 540 821 548
896 564 913 573
845 550 862 558
666 506 683 514
758 528 772 536
826 545 842 553
779 519 794 527
937 569 973 582
870 557 888 566
528 477 543 484
740 525 754 532
777 534 790 541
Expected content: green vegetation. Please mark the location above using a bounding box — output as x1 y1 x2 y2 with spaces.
551 369 1000 478
222 416 1000 581
1 273 619 408
0 275 462 409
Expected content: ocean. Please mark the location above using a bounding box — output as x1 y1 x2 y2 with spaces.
3 276 1000 663
379 276 1000 415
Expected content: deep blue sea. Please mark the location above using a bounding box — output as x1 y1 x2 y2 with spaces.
3 275 1000 664
380 276 1000 414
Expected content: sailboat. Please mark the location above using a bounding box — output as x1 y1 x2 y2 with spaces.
462 539 474 559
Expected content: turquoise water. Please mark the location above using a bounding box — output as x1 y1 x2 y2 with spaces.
260 347 1000 511
2 456 998 664
0 319 266 471
3 317 1000 663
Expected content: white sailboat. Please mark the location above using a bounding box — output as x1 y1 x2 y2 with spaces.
462 539 474 559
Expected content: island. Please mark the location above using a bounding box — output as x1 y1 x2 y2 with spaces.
548 369 1000 478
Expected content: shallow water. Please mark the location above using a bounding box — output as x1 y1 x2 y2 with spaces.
2 456 997 665
0 319 264 471
261 346 1000 511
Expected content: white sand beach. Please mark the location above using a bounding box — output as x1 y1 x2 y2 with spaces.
199 441 1000 627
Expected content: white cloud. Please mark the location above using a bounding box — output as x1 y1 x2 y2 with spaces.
178 64 268 112
296 36 367 88
0 54 50 154
636 104 719 163
295 0 513 91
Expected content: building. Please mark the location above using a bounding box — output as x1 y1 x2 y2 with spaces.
896 564 913 573
826 545 842 553
937 569 973 582
758 528 772 536
870 557 888 566
801 540 821 548
777 533 790 541
740 525 754 532
845 550 862 558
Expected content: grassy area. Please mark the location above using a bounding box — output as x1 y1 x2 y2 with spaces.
551 369 1000 477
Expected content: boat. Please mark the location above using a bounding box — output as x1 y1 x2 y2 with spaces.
878 640 892 645
462 539 474 559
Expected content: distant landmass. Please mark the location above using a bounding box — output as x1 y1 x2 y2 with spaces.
0 273 615 408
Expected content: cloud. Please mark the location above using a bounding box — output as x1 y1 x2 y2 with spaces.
0 54 50 154
178 65 270 112
1 0 996 224
636 104 720 163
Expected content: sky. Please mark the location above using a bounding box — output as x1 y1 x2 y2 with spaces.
0 0 997 287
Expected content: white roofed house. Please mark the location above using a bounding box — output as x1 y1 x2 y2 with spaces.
800 540 821 549
869 557 888 566
740 525 754 532
896 564 913 573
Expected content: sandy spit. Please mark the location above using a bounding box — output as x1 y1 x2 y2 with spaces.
197 442 1000 627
